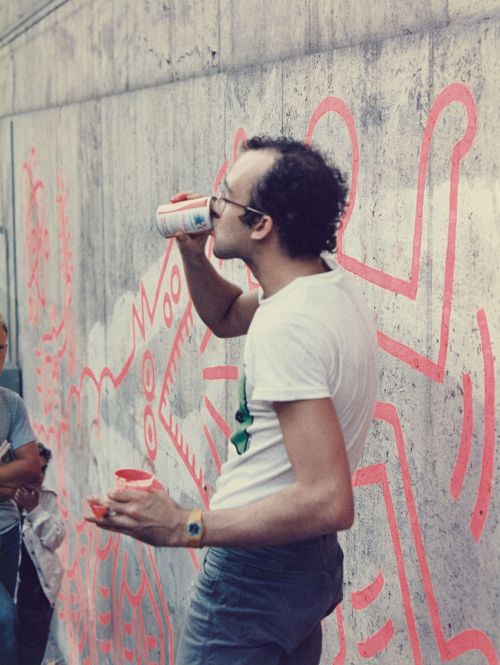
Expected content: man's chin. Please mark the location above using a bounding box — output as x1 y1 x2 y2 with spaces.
212 245 233 260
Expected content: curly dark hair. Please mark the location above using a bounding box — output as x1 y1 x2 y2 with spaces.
240 136 348 258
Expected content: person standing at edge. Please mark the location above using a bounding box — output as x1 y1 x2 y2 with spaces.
86 137 379 665
0 311 41 665
15 442 65 665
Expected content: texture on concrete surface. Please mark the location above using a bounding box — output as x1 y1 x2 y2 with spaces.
0 2 499 664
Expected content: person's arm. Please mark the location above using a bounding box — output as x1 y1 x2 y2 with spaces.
0 487 16 502
202 398 354 545
174 192 259 337
0 441 41 487
85 397 354 547
179 242 259 337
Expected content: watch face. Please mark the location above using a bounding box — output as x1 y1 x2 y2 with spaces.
188 522 201 537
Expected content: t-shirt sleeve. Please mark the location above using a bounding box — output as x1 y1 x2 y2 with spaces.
8 393 36 450
249 314 335 402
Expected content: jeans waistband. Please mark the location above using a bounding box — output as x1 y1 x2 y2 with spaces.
207 533 341 576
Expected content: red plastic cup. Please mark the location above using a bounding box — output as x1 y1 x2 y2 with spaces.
87 499 109 518
114 468 166 492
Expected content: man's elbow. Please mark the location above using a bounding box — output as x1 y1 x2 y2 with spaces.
25 460 42 483
323 492 355 532
333 503 355 531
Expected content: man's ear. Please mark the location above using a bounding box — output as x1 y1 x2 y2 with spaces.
250 215 273 241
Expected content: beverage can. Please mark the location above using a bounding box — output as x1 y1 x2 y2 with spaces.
156 196 213 238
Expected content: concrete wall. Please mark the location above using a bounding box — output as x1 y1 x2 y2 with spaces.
1 1 499 663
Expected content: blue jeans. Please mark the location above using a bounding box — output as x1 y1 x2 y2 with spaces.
176 534 343 665
0 523 20 665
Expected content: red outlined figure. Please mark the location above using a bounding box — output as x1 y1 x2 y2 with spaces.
351 573 395 659
357 620 395 659
331 605 347 665
307 84 478 383
143 404 158 462
21 156 182 664
22 147 50 323
470 309 496 542
436 314 493 543
202 365 239 381
370 402 498 664
353 462 423 665
142 350 156 401
450 372 474 501
350 571 385 610
22 77 498 664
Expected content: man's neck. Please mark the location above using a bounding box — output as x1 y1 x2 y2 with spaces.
249 253 329 298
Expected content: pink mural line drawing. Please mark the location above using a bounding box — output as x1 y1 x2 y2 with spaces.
63 554 90 661
204 395 232 439
444 310 495 542
143 403 158 462
20 155 195 663
146 545 176 665
357 620 395 659
374 402 498 664
113 545 173 665
331 604 347 665
92 531 123 665
353 462 423 665
307 84 478 383
158 401 210 507
470 309 496 542
159 300 194 399
22 147 49 323
203 425 222 473
214 157 229 193
63 240 176 428
56 503 99 665
202 365 239 381
142 350 156 402
450 372 474 501
199 327 213 354
35 175 77 373
350 571 397 658
21 83 494 656
21 170 76 423
350 571 385 610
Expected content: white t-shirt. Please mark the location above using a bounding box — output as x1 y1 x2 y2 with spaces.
210 253 379 510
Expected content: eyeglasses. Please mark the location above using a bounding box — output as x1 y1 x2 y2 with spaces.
210 194 268 219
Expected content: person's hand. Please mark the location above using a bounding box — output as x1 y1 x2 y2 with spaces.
15 487 39 513
84 488 189 547
171 191 212 258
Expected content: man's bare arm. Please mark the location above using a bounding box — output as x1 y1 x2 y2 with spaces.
86 398 354 547
0 487 16 502
172 192 259 338
0 441 41 487
201 397 354 545
179 239 259 337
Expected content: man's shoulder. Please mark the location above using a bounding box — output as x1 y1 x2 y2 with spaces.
0 386 27 421
0 386 23 406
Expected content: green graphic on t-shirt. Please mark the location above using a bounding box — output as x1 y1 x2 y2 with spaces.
230 374 253 455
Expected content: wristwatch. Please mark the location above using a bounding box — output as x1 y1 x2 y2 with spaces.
185 509 205 548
